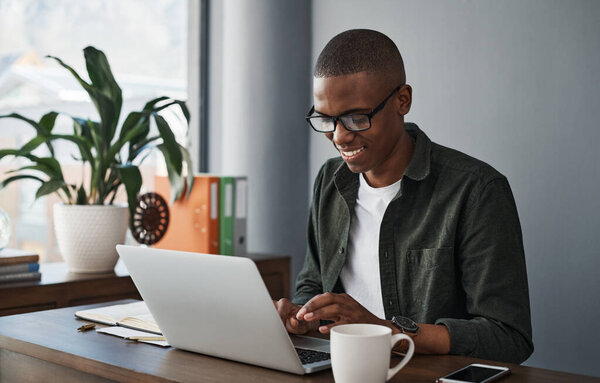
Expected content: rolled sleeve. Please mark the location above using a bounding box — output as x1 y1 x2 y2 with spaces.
435 318 478 356
293 165 325 306
442 177 534 363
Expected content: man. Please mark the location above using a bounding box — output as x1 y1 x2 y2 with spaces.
275 29 533 364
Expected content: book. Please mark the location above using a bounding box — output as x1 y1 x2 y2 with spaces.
0 262 40 275
75 301 162 335
96 326 170 347
219 177 235 255
154 174 220 254
219 176 248 256
0 248 39 266
233 177 248 256
0 271 41 284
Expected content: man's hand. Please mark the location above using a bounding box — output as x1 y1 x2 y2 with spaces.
274 298 320 334
295 292 384 333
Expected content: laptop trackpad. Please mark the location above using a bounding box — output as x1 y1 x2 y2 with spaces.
290 335 330 353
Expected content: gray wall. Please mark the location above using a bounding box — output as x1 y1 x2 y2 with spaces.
310 0 600 377
208 0 312 281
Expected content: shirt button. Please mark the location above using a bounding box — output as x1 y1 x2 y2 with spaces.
385 251 389 258
389 300 393 307
339 247 344 254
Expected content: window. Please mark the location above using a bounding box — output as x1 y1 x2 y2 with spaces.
0 0 188 261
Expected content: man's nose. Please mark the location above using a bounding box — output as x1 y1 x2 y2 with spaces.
331 121 354 145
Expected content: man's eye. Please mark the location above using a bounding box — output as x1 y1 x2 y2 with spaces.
351 116 368 124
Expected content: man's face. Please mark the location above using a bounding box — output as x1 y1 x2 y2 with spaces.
313 72 410 178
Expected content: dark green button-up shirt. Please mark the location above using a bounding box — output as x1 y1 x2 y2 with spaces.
293 123 533 364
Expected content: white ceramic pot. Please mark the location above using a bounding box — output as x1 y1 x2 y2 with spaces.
54 203 129 273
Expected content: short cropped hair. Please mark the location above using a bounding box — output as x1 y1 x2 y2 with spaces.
314 29 405 84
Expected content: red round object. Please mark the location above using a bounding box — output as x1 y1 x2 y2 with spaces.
131 192 169 245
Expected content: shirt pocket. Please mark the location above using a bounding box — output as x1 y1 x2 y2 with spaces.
405 247 455 321
407 247 453 270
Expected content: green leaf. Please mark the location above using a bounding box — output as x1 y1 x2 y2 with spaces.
89 119 104 154
0 113 56 155
38 112 59 134
144 96 170 111
0 113 42 134
142 98 190 126
116 164 142 228
157 143 184 202
72 117 95 145
1 174 44 190
0 152 62 182
111 111 150 160
48 49 122 149
97 95 120 145
83 46 122 142
34 157 64 179
7 164 56 180
35 179 65 200
84 47 122 101
130 135 160 161
0 149 23 161
76 185 87 205
7 165 49 174
153 112 182 174
49 134 94 165
153 100 190 124
46 54 94 93
179 144 195 199
19 136 47 154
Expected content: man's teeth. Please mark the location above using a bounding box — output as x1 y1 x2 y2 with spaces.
342 147 364 157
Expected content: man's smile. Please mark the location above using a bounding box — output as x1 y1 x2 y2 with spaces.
338 146 365 160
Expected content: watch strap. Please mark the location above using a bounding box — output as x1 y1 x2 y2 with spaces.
391 316 419 334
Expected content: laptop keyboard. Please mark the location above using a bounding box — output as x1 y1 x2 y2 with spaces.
295 347 331 365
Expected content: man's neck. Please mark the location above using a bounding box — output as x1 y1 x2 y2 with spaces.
363 129 415 188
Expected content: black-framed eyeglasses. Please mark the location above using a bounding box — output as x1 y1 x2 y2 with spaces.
305 84 404 133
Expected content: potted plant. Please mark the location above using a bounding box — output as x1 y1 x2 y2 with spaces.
0 46 193 273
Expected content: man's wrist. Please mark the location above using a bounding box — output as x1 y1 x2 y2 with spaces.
383 319 417 353
391 316 419 334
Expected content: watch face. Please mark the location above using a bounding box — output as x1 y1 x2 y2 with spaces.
393 316 418 332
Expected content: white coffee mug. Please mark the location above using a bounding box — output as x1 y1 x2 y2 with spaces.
331 323 415 383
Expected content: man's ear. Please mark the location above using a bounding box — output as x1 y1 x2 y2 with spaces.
396 84 412 116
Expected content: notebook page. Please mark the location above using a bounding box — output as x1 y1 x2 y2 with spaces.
75 301 149 325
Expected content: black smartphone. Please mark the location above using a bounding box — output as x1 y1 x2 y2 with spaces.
436 363 511 383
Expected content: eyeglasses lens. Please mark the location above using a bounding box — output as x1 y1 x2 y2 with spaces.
311 117 334 132
341 115 370 131
309 115 370 132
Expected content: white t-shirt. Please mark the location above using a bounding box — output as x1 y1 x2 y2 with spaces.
339 173 401 319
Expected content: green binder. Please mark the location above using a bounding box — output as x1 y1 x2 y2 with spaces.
219 177 235 255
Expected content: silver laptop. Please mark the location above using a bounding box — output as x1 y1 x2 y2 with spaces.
116 245 331 375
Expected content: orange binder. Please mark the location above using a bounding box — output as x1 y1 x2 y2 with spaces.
154 175 220 254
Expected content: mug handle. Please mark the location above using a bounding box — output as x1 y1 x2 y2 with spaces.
386 333 415 381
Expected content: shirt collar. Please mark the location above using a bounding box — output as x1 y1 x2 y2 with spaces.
402 122 431 181
334 122 431 185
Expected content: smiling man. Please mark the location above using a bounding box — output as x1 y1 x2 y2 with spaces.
275 29 533 364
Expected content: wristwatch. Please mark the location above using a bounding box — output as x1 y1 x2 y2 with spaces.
391 316 419 334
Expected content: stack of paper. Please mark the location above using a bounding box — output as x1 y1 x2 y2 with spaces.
76 301 169 347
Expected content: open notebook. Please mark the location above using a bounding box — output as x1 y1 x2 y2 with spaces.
75 301 161 335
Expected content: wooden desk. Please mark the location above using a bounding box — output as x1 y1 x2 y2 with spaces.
0 301 597 383
0 254 290 317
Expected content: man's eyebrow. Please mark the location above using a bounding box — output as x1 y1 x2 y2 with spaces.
313 107 371 117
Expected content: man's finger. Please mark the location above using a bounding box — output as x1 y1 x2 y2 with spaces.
287 316 314 334
318 320 348 334
289 316 300 328
303 303 343 322
296 292 339 320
